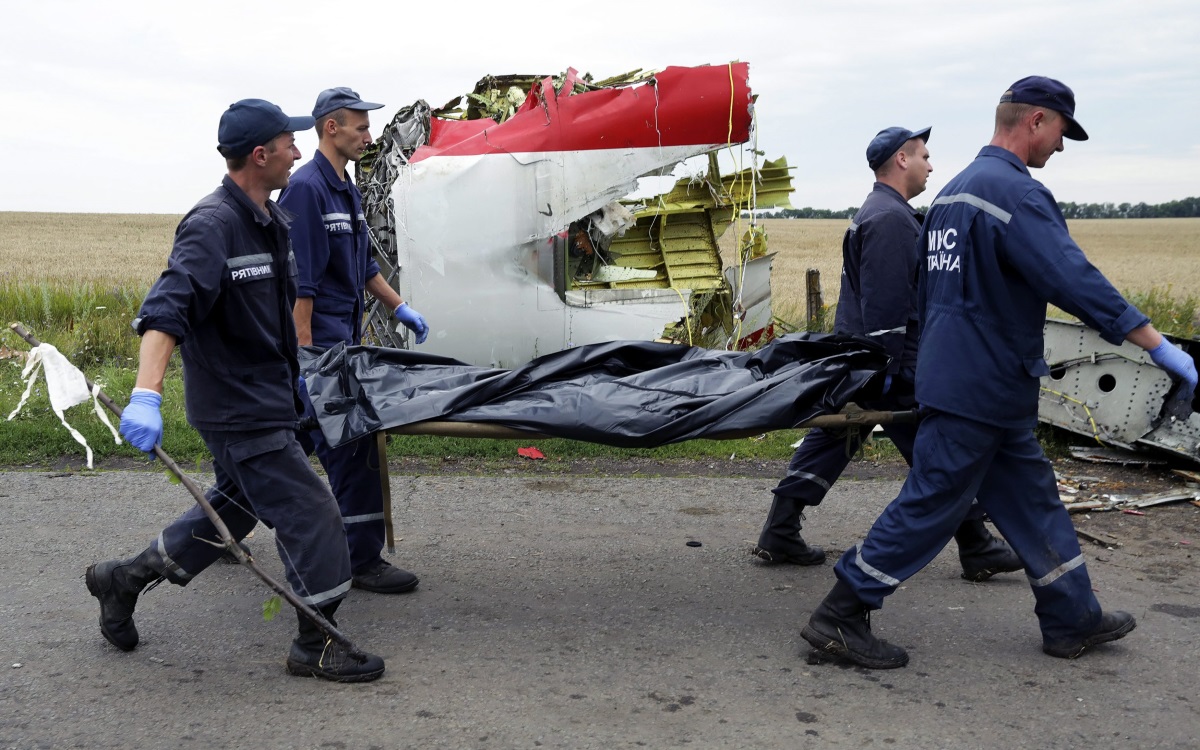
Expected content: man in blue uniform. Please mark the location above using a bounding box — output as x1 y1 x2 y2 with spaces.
86 99 385 682
801 77 1198 668
278 87 429 595
753 126 1021 583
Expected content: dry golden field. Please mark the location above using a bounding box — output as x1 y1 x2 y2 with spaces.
0 212 179 288
727 217 1200 313
1 212 1197 311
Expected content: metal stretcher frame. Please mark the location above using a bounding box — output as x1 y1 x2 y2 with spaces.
374 409 920 552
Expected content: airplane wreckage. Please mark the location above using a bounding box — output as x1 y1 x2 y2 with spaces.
355 62 791 367
1039 320 1199 465
320 61 1198 467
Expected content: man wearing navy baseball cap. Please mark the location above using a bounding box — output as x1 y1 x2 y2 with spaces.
999 75 1088 142
91 98 388 683
754 123 1020 586
865 125 931 172
217 98 315 159
801 76 1197 669
280 88 430 597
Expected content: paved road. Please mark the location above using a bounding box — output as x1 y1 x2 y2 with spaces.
1 469 1197 749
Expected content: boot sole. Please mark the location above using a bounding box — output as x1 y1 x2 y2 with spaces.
1043 616 1137 659
286 659 385 683
800 624 909 669
750 546 826 566
960 561 1024 583
85 563 138 652
351 578 419 594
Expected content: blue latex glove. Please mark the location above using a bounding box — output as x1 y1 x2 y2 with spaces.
120 389 163 456
882 374 893 395
394 303 429 344
1149 339 1198 392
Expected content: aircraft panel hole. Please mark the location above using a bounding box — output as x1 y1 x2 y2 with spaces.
1049 366 1067 381
1097 374 1117 393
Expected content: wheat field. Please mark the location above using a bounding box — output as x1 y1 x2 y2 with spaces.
1 213 1197 312
724 217 1200 313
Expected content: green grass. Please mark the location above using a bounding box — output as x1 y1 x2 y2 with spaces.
0 279 147 366
1123 286 1198 338
3 277 1193 470
386 429 807 461
0 359 209 467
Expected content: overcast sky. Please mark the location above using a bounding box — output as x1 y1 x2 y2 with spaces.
4 0 1197 214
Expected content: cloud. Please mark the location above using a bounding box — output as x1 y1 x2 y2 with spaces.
2 0 1196 212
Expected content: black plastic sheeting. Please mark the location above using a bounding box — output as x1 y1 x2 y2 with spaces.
300 333 890 449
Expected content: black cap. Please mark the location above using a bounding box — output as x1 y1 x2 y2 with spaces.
312 87 385 120
217 99 314 158
1000 76 1088 141
866 126 931 171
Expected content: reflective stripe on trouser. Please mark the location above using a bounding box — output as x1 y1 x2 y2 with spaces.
157 427 352 607
834 412 1100 642
298 420 386 575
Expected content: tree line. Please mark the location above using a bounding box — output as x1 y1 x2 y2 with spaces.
755 196 1199 220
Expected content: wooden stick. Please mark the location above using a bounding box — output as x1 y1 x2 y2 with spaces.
9 322 363 655
384 408 920 440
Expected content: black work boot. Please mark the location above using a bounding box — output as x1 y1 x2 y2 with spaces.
351 559 419 594
751 495 826 565
84 547 165 652
1043 611 1137 659
286 602 385 683
956 518 1023 582
801 580 908 669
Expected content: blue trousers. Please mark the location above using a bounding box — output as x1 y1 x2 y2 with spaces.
762 401 984 549
298 384 386 575
833 411 1101 642
154 427 352 608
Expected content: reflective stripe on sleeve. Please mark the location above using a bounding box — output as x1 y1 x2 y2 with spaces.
321 212 352 222
1027 554 1085 587
932 194 1013 224
226 253 273 269
853 542 902 587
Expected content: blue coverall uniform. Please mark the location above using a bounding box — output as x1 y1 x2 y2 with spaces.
133 176 352 608
762 183 987 545
833 146 1149 643
767 183 922 512
278 151 388 575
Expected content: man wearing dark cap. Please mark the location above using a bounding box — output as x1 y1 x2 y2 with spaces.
801 77 1198 669
87 98 386 682
278 87 428 595
753 126 1021 584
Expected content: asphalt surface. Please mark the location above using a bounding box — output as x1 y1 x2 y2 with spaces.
1 468 1197 749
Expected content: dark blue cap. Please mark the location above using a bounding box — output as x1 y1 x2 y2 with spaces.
217 99 314 158
312 87 385 120
1000 76 1087 141
866 126 931 171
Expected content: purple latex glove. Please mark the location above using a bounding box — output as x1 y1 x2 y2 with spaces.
1149 339 1198 394
394 303 429 344
120 388 163 456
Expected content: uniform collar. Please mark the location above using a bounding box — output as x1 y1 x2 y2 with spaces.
222 174 273 227
977 145 1031 177
313 149 352 193
870 181 919 214
220 174 293 231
